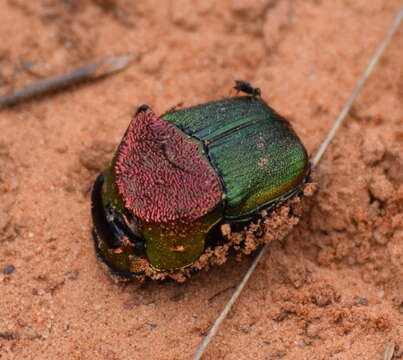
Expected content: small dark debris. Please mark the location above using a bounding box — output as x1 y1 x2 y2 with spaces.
65 270 80 280
146 322 157 329
353 296 369 306
3 264 15 275
65 184 76 193
242 327 251 334
31 288 40 296
266 351 287 359
0 331 19 340
311 287 335 307
274 309 290 322
262 340 272 345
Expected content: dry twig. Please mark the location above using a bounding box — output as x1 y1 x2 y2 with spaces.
384 341 396 360
0 55 133 109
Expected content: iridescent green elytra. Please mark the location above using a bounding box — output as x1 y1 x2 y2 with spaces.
162 97 309 218
91 96 309 278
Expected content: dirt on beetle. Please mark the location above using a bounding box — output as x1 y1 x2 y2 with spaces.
106 181 316 283
0 1 402 360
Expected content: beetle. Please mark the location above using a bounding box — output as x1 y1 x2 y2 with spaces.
91 84 310 281
234 80 261 97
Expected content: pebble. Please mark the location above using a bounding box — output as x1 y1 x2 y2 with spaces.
65 270 80 280
353 296 369 306
3 264 15 275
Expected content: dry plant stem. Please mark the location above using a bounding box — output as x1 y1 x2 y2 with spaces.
384 341 396 360
192 8 403 360
0 55 133 108
311 8 403 166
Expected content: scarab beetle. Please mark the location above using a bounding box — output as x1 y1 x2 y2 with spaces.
91 83 311 281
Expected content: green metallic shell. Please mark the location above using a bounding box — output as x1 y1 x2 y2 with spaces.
161 97 309 219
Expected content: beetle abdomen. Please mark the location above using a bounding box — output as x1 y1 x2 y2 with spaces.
162 97 309 219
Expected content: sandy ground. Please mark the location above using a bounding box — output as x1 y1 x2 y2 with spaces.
0 1 402 359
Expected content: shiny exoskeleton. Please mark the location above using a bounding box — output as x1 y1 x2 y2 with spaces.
91 84 310 279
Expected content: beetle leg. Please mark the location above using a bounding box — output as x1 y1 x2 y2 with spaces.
91 173 145 254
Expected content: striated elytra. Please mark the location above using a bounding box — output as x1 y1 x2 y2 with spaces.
91 85 310 280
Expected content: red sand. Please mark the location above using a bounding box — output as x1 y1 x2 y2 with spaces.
0 1 402 359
